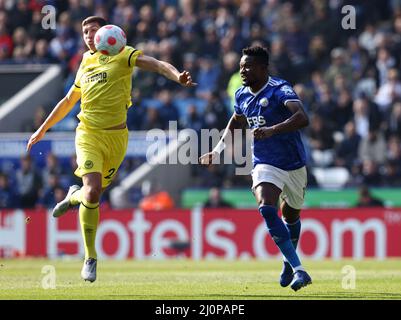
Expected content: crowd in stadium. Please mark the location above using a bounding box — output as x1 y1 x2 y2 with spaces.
1 0 401 208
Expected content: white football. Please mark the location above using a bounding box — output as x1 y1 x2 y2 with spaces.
94 24 127 56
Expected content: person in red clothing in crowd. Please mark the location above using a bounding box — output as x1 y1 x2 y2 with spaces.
139 180 175 210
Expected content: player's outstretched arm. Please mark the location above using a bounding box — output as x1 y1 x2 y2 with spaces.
26 87 81 152
136 54 197 87
199 113 247 166
253 101 309 140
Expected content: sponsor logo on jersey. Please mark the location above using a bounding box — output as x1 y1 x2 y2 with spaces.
84 72 107 84
247 116 266 127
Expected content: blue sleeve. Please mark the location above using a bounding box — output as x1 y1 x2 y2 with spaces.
233 89 243 115
274 83 300 106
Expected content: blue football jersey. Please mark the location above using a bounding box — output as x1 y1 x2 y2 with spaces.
234 76 306 170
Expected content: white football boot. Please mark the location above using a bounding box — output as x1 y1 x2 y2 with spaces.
81 258 97 283
52 185 81 218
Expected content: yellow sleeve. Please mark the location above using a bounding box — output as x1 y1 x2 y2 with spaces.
120 46 143 69
72 57 86 91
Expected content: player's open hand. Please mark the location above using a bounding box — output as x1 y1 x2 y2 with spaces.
179 71 197 87
26 128 46 153
252 127 275 140
198 151 218 166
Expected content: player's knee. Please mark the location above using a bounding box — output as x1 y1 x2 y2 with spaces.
282 214 300 224
83 185 102 203
282 203 301 223
258 199 276 207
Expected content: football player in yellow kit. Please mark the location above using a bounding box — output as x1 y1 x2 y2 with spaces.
26 16 196 282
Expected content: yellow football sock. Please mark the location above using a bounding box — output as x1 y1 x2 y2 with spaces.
79 199 99 260
70 188 82 206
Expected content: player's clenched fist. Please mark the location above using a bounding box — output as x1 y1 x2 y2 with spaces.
179 70 197 87
252 127 275 140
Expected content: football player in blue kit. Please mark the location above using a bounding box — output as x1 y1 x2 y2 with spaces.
199 46 312 291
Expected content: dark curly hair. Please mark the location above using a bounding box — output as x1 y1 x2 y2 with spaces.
242 46 269 66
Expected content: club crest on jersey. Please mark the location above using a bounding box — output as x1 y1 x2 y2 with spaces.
280 85 295 96
99 55 109 65
259 97 269 107
84 160 94 169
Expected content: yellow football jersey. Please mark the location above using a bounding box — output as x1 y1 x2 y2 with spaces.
73 46 142 129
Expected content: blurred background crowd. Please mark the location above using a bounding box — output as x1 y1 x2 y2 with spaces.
1 0 401 208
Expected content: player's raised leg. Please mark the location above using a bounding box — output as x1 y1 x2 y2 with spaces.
79 172 101 282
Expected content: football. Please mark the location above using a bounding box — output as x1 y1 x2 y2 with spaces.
94 24 127 56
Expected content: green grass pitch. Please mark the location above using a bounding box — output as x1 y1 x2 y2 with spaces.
1 258 401 300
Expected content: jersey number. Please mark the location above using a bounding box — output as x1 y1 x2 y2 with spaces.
105 168 116 179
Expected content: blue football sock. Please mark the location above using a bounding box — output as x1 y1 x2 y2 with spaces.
283 218 301 261
259 205 302 269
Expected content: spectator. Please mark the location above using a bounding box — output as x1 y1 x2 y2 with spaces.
158 89 180 129
27 9 54 42
358 23 380 57
42 153 64 189
38 174 64 208
324 48 353 91
386 135 401 163
356 185 384 207
182 104 204 133
313 84 336 122
360 159 382 186
375 47 397 87
48 12 76 64
334 121 361 169
0 17 12 60
353 67 378 100
16 154 42 208
385 101 401 138
142 107 164 130
203 91 229 131
0 173 19 208
332 89 354 129
352 96 382 139
138 180 175 210
270 37 294 81
308 114 335 167
375 68 401 112
22 106 47 132
203 187 232 208
127 89 147 130
358 129 387 164
196 55 220 99
12 27 33 59
307 35 330 73
381 160 401 186
217 51 239 92
283 18 309 67
347 36 369 81
31 39 53 64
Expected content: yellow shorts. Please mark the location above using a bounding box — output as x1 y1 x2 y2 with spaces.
74 123 129 188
